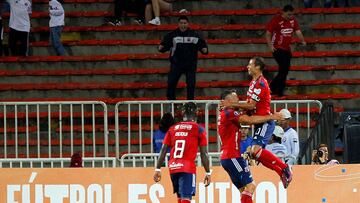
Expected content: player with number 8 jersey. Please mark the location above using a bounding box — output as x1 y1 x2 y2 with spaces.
164 121 207 174
154 102 211 203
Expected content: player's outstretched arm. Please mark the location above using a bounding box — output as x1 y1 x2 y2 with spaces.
200 146 211 187
220 100 256 111
238 112 284 125
153 144 169 183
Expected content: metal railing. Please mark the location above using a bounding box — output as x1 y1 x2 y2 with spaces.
298 103 334 164
0 101 109 158
0 157 117 168
120 152 221 167
114 100 216 158
115 100 322 156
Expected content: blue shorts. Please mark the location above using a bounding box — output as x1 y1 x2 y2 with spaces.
251 120 275 147
170 172 196 199
221 157 253 189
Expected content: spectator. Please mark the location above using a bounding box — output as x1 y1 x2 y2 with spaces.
7 0 31 56
148 0 172 25
304 0 353 8
70 152 83 167
311 144 339 165
49 0 65 56
266 5 306 97
278 109 299 165
153 112 175 153
265 125 288 161
240 125 252 155
159 16 208 100
110 0 152 26
0 3 3 56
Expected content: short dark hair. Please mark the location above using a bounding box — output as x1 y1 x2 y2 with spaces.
273 136 282 144
220 89 237 100
251 57 266 72
183 102 197 117
178 16 189 22
283 4 295 12
159 113 175 132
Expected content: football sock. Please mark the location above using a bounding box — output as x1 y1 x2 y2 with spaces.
241 191 253 203
255 148 287 177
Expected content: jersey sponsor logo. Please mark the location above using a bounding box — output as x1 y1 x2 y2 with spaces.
169 162 184 170
175 132 188 137
254 88 262 95
281 28 294 35
174 124 193 130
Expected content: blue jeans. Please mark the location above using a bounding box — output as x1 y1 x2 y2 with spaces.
50 26 65 56
303 0 336 8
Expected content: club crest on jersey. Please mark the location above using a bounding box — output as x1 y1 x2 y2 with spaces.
254 88 261 95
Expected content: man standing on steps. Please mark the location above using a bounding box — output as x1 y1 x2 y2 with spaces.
7 0 32 56
266 4 306 97
158 16 208 100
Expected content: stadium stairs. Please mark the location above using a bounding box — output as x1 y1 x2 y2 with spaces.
0 0 359 158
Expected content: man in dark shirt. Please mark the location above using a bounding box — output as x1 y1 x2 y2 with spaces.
159 16 208 100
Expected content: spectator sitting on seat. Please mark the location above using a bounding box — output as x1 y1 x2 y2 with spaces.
265 125 288 161
153 112 174 153
311 144 340 165
109 0 152 26
148 0 172 25
278 109 299 165
70 152 83 167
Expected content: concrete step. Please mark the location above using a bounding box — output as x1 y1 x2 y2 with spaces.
0 52 358 69
0 67 359 83
3 10 360 27
32 0 299 12
29 41 360 56
21 24 360 41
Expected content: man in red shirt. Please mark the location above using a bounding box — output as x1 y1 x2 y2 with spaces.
153 102 211 203
221 57 293 188
266 4 306 97
218 89 284 203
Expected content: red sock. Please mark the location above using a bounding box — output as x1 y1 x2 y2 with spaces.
241 191 253 203
181 199 191 203
178 198 181 203
255 148 287 176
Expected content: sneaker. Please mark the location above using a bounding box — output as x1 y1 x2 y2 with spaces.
281 165 293 189
179 9 188 13
149 18 161 25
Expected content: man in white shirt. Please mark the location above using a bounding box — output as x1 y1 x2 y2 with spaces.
7 0 31 56
266 125 288 161
49 0 65 56
278 109 300 165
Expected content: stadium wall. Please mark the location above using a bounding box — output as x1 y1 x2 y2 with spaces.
0 164 359 203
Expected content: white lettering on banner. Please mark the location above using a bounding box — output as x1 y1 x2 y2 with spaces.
149 184 165 203
6 173 112 203
45 185 69 203
128 184 165 203
70 184 85 203
128 184 147 203
256 181 287 203
128 181 286 203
